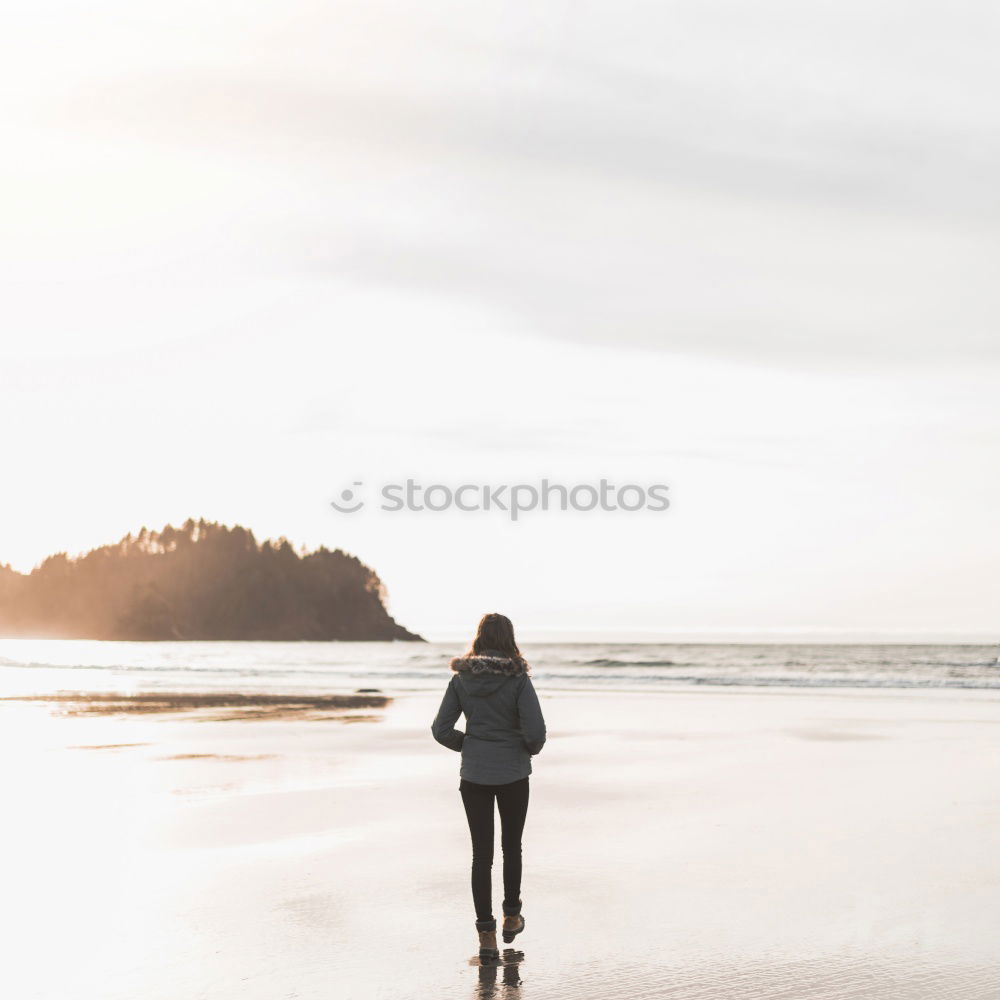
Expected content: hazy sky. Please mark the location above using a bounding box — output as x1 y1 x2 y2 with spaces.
2 1 998 639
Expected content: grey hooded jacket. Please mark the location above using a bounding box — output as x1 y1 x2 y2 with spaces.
431 648 547 784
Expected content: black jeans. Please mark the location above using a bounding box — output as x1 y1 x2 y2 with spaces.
459 776 530 923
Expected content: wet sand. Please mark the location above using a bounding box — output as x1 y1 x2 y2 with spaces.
1 690 391 718
4 686 999 1000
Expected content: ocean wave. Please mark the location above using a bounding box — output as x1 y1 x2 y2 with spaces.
2 641 998 694
541 673 1000 690
583 658 677 667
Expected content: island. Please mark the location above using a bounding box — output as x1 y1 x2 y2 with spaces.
0 519 423 641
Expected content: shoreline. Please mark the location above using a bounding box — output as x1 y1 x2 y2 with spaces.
4 683 1000 713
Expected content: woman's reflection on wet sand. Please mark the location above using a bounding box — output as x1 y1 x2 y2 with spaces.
472 948 524 998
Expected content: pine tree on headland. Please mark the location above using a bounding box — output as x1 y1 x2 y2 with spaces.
0 521 423 641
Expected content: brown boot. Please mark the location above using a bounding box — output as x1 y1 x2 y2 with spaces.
502 913 525 943
502 900 525 943
476 918 499 963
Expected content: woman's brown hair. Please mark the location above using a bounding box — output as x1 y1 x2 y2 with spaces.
469 612 527 667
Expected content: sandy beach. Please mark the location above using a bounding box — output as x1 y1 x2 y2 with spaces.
5 684 999 1000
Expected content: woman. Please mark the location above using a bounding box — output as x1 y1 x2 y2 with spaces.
431 613 547 963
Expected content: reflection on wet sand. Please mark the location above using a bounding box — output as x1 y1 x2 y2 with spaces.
473 949 524 998
158 753 278 761
68 742 151 750
1 690 391 721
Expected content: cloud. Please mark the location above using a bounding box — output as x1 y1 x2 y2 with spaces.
5 0 999 366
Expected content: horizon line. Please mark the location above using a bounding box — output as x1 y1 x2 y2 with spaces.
426 627 998 645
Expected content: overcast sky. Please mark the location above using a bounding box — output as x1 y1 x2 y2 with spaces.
2 1 998 639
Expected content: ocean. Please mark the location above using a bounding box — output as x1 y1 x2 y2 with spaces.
1 639 998 698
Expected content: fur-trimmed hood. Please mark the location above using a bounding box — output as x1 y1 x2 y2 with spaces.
450 649 530 697
450 653 530 677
